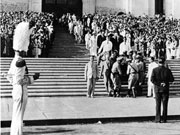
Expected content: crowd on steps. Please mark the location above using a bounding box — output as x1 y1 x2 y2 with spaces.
60 12 180 60
0 11 55 58
59 12 177 98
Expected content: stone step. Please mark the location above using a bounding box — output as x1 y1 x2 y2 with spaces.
1 90 179 98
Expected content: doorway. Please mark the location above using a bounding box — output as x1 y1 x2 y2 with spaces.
155 0 164 15
42 0 82 17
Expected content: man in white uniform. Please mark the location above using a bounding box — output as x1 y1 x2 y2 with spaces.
146 57 158 97
6 20 40 135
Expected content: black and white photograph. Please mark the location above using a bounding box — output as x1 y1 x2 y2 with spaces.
0 0 180 134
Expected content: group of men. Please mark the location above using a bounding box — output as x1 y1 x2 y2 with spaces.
84 53 174 123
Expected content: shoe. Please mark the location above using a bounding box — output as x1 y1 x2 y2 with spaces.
154 120 161 123
132 89 136 98
161 120 167 123
108 93 112 97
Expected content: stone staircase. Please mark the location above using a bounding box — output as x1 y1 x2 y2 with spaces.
1 58 180 98
48 26 89 58
1 26 180 98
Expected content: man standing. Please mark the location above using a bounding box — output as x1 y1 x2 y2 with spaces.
126 58 139 98
136 55 145 96
84 55 99 98
146 57 158 97
6 21 40 135
97 35 113 65
151 57 174 123
96 29 106 49
100 52 113 96
111 56 123 97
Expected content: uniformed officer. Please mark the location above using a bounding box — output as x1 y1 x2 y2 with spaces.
6 21 40 135
111 56 123 97
126 58 139 98
151 57 174 123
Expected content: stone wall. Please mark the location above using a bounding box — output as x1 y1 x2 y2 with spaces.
96 0 126 15
82 0 96 15
0 0 28 12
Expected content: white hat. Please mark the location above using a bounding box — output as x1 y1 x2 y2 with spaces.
13 22 31 52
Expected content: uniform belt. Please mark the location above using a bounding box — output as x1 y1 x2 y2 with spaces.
112 72 119 75
131 72 137 74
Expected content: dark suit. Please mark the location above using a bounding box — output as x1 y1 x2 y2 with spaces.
151 65 174 122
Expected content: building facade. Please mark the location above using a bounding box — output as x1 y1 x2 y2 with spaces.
1 0 180 18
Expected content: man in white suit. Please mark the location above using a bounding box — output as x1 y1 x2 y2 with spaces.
146 57 158 97
84 55 99 98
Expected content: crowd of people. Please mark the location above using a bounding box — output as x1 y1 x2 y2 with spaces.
0 11 55 57
59 12 178 98
61 12 180 59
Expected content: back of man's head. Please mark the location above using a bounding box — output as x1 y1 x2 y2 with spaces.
158 57 165 64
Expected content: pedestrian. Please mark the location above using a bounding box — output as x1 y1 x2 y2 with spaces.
151 57 174 123
146 57 158 97
136 55 145 96
6 20 40 135
89 31 98 56
126 58 139 98
111 56 123 97
99 52 113 96
84 55 99 98
97 35 113 65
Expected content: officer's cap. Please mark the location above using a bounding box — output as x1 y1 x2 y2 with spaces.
135 55 141 59
158 57 165 64
117 56 123 61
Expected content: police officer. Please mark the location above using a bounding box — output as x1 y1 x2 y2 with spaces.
126 58 139 98
151 57 174 123
111 56 123 97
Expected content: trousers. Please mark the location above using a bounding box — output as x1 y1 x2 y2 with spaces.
11 84 28 135
87 78 96 97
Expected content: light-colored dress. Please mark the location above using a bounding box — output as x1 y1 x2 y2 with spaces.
89 35 97 56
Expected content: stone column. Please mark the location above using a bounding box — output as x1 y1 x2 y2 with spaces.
82 0 96 15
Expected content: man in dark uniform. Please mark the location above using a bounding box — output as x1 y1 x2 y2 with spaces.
111 56 123 97
151 57 174 123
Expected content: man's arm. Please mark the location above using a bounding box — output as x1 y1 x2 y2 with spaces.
151 68 159 86
117 65 122 76
98 42 104 54
169 69 174 82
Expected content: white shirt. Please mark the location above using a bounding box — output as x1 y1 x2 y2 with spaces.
119 41 131 55
98 40 112 54
147 61 158 82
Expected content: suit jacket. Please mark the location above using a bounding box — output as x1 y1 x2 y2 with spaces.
84 61 99 79
151 65 174 93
